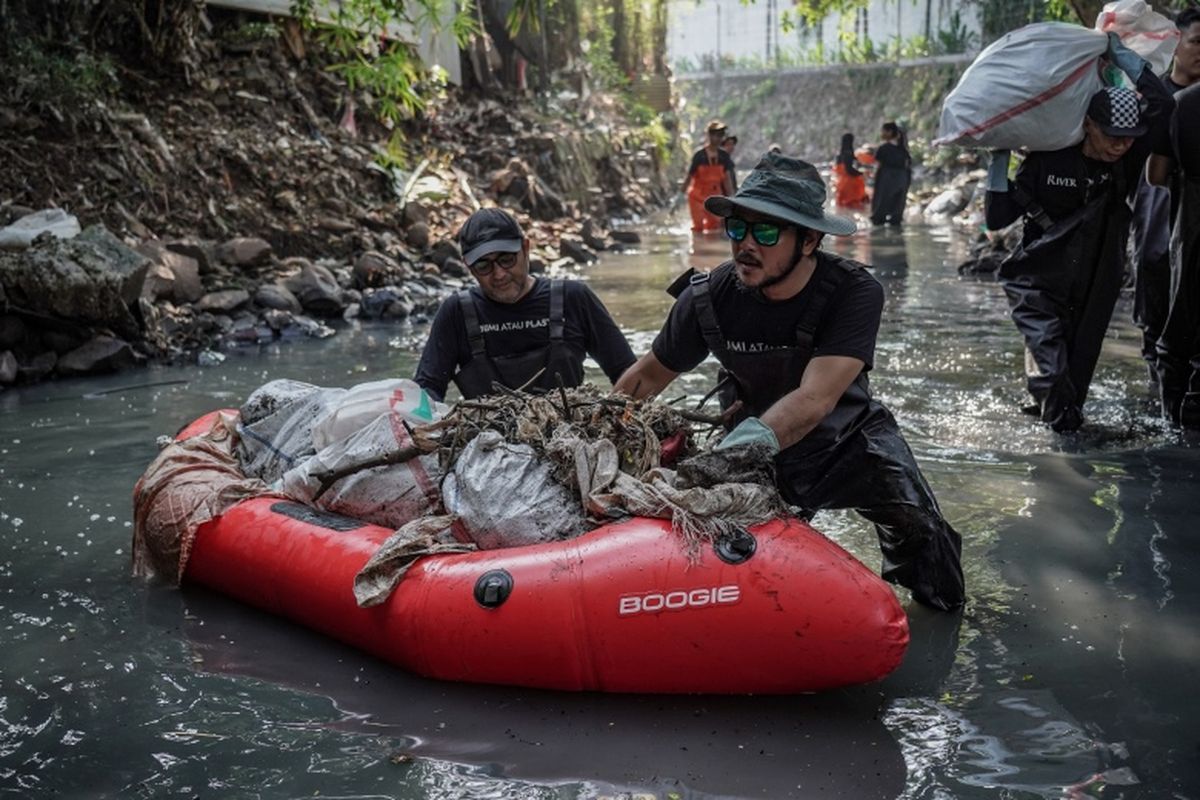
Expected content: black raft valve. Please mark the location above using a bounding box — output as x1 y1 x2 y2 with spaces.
714 528 757 564
473 569 514 608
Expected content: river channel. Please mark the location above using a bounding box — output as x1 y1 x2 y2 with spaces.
1 217 1197 799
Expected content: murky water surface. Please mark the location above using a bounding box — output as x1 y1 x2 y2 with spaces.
2 216 1198 799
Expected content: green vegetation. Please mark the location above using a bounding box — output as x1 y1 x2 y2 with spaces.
290 0 476 122
0 38 120 118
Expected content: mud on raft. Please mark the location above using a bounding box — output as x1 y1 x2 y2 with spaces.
174 411 910 694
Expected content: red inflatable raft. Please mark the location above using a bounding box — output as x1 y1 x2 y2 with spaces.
175 412 909 694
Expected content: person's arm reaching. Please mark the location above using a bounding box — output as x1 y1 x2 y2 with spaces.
614 352 679 399
755 355 865 450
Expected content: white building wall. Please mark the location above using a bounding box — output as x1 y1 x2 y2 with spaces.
668 0 981 71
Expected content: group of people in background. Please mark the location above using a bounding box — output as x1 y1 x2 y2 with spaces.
831 124 913 226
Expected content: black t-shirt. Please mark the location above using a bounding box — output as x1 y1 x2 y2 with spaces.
651 253 884 451
414 277 636 400
687 147 736 178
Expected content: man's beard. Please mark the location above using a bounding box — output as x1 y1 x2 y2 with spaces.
733 243 803 295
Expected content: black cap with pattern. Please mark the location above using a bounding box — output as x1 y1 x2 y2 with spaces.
1086 86 1148 137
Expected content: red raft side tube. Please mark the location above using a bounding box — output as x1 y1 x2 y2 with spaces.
178 413 909 694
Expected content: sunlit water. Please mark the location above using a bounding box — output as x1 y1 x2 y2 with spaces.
1 213 1197 799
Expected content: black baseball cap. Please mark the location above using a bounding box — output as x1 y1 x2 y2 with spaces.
457 208 525 266
1086 86 1148 137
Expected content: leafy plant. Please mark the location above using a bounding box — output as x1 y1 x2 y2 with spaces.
290 0 476 122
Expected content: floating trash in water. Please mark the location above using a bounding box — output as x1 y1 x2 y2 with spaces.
197 350 226 367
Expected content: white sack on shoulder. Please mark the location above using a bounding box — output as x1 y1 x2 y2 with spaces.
936 22 1108 151
1095 0 1180 76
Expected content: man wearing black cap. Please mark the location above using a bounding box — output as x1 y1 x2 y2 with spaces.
616 152 965 612
413 208 635 400
985 33 1174 433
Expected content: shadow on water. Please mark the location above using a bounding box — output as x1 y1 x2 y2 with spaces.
170 587 908 800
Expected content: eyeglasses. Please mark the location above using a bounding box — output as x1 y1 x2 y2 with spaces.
724 217 784 247
469 251 519 276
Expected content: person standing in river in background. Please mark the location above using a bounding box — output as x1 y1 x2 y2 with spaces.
869 122 911 226
722 134 740 191
682 119 737 233
833 132 869 208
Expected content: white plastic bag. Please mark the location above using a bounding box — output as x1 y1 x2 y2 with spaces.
936 23 1108 151
0 209 81 251
1095 0 1180 76
238 380 347 482
311 378 445 450
280 410 442 529
442 431 587 550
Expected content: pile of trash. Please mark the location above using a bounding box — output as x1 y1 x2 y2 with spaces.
133 378 786 607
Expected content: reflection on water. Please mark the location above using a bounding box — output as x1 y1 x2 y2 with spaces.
2 215 1198 799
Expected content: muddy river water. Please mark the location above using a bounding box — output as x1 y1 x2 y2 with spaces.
1 217 1197 799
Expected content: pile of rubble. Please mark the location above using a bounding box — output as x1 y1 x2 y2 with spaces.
0 27 672 387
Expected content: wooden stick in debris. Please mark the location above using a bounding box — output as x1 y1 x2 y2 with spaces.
311 444 427 502
111 111 176 169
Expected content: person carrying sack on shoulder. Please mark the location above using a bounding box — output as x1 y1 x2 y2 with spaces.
616 152 965 612
413 208 635 401
985 33 1175 433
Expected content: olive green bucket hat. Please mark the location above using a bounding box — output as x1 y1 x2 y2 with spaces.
705 152 857 236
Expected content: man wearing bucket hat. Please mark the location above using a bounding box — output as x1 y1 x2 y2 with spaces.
616 152 965 612
984 33 1174 433
414 208 635 400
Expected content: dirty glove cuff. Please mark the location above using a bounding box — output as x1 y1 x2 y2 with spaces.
715 416 780 455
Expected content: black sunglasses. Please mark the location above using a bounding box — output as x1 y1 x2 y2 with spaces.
469 251 519 276
724 217 784 247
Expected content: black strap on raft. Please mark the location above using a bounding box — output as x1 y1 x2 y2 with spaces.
457 289 487 359
689 272 726 354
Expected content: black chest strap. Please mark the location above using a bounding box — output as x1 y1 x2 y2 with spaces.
689 261 852 355
457 280 566 357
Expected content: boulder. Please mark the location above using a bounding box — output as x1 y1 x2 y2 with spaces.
609 229 642 246
406 221 431 250
216 236 273 267
354 251 397 288
196 289 251 313
428 239 462 268
440 257 469 278
165 239 215 275
559 238 598 264
19 351 56 382
56 335 139 376
284 262 345 316
0 225 148 338
254 283 302 313
580 218 610 251
140 262 176 303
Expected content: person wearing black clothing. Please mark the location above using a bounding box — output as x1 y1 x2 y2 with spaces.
615 153 965 612
869 122 911 226
413 208 635 400
1149 82 1200 427
985 34 1174 432
1128 8 1199 379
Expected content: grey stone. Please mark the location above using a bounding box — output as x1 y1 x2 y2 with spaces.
285 262 345 316
440 257 468 278
428 239 462 267
609 229 641 245
165 239 215 274
254 283 302 313
580 218 610 251
405 221 431 250
56 336 138 376
0 224 148 337
559 238 598 264
19 351 56 381
216 236 273 267
163 251 203 303
196 289 251 313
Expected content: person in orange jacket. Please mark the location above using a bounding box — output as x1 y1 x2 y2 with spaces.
832 132 869 208
682 119 736 232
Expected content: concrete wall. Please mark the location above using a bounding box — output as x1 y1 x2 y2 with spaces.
674 57 969 168
668 0 980 71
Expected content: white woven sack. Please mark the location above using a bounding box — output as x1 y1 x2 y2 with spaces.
936 22 1108 151
1095 0 1180 76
